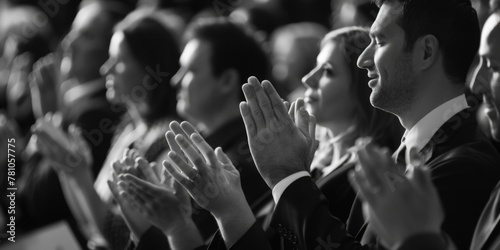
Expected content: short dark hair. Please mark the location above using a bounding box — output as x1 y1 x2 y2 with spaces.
322 27 403 151
115 10 180 123
374 0 480 84
184 18 270 99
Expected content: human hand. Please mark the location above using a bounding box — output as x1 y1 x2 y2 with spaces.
349 141 444 248
164 122 255 247
6 53 33 121
164 121 249 218
107 150 151 241
240 76 317 189
110 148 194 236
32 113 92 173
29 53 60 119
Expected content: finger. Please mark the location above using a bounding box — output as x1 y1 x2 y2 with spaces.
122 174 159 200
160 163 170 185
248 77 275 125
163 159 195 190
166 131 183 157
170 121 189 138
68 125 84 151
44 112 52 122
149 162 163 184
180 121 201 137
51 112 63 128
136 158 161 184
117 180 148 206
215 147 237 173
170 122 202 157
242 83 265 131
112 160 127 176
261 80 289 121
288 101 296 122
283 100 290 111
123 148 130 160
120 153 134 169
240 102 257 137
167 150 198 181
191 133 218 169
296 105 310 136
215 147 231 165
294 99 305 124
309 115 316 140
108 179 126 199
108 180 125 202
129 148 140 161
175 134 207 174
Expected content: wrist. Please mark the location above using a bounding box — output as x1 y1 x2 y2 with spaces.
215 202 255 248
165 219 204 250
264 167 303 189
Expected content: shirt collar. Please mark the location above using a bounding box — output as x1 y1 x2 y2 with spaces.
404 94 469 153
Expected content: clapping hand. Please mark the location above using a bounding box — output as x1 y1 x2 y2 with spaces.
32 112 92 173
109 148 194 235
164 121 255 247
349 140 444 248
29 53 60 118
240 76 318 189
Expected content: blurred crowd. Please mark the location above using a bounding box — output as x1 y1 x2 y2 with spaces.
0 0 499 250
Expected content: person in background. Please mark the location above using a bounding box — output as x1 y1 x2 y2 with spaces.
269 22 328 101
157 0 500 249
33 8 181 250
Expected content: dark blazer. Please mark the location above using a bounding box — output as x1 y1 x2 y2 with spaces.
470 182 500 250
217 108 500 250
207 154 358 250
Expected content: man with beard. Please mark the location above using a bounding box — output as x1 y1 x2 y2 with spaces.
347 1 500 249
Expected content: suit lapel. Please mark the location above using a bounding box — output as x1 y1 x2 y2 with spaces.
471 184 500 250
420 108 477 165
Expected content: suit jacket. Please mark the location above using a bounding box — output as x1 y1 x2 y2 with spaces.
470 182 500 250
217 108 500 250
394 182 500 250
207 153 358 250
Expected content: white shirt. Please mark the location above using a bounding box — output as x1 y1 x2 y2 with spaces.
403 94 469 164
272 94 469 204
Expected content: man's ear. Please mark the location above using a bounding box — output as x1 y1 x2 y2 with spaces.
415 34 440 71
218 68 240 94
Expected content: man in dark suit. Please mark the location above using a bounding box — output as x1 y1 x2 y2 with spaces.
347 2 500 250
124 18 271 250
197 0 500 250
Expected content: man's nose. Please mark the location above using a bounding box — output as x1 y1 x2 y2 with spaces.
470 58 490 95
357 43 374 70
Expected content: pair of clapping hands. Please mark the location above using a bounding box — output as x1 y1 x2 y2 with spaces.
110 77 446 249
106 76 320 247
34 77 445 249
31 112 92 174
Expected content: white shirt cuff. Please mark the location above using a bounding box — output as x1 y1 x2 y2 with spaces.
272 171 310 204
